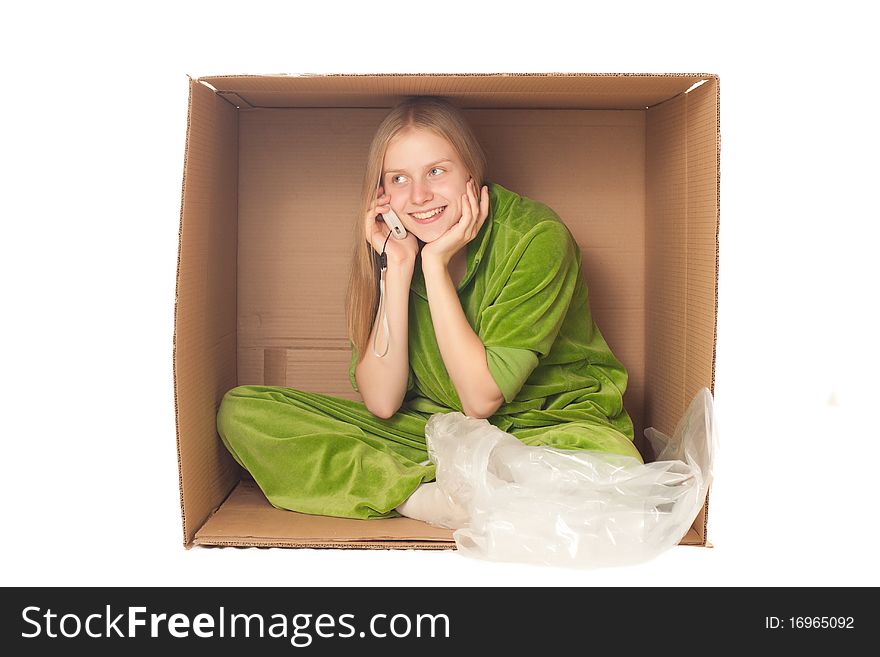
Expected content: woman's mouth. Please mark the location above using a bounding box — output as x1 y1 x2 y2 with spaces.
409 205 447 224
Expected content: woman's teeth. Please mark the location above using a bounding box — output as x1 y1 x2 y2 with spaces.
411 206 446 222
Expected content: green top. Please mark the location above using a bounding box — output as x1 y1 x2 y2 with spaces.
350 181 635 440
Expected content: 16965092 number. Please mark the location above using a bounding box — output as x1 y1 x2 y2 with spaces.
790 617 854 629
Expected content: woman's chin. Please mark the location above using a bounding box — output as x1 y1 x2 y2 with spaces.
411 223 448 244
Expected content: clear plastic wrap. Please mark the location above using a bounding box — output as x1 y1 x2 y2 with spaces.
422 387 718 569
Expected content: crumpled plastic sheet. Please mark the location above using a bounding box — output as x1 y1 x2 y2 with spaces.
423 387 719 569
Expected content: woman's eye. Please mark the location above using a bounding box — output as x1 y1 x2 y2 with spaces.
391 168 444 185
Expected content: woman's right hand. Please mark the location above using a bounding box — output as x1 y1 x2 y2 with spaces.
365 186 420 266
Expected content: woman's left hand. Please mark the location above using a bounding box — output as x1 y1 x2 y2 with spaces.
421 177 489 268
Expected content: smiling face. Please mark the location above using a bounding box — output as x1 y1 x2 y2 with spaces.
381 128 470 243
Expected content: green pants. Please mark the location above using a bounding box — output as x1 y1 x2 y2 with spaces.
216 385 643 520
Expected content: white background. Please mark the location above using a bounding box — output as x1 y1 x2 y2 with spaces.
2 1 877 586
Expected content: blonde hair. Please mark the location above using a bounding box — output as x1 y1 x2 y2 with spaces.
346 96 488 362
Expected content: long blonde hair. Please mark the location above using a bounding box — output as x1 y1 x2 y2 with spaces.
346 96 488 361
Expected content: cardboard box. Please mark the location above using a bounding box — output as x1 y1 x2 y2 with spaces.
174 72 720 550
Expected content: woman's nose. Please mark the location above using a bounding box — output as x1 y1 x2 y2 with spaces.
410 180 432 204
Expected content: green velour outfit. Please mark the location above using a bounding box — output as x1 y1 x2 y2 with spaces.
217 181 643 520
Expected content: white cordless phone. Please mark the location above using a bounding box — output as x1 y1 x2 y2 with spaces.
377 172 408 240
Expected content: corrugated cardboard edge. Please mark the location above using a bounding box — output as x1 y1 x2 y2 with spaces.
704 73 721 550
687 74 720 549
192 534 706 550
194 72 716 112
192 536 706 549
697 73 720 549
193 540 456 550
196 72 720 80
193 530 706 550
174 74 194 548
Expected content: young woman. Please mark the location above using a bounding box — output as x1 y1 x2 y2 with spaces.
216 96 643 526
